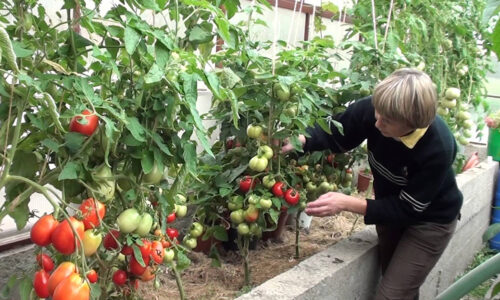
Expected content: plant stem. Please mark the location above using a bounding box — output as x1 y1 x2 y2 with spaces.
172 262 186 300
295 211 300 259
243 236 250 286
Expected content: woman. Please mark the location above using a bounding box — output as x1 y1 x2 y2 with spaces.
283 68 462 299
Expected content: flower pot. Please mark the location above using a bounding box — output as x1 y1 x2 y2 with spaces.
193 235 221 254
488 128 500 161
357 172 373 192
262 211 289 241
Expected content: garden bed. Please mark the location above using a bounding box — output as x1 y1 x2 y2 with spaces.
140 211 365 299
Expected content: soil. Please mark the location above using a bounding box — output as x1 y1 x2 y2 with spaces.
140 211 366 300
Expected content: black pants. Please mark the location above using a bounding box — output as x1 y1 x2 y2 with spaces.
374 219 457 300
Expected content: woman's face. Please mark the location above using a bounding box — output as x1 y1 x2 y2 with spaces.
374 110 414 138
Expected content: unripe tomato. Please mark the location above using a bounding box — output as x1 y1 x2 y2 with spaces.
174 204 187 217
103 230 120 250
249 155 268 172
163 248 175 263
79 198 106 230
86 270 98 283
139 266 156 282
31 214 59 246
445 87 460 100
134 213 153 236
183 236 197 249
51 217 84 255
33 269 50 298
112 269 127 286
273 83 291 101
230 209 245 224
36 253 54 272
117 208 142 233
48 262 77 296
246 124 263 139
244 205 259 223
249 223 262 237
69 109 99 136
258 145 274 159
237 223 250 235
259 198 272 209
262 175 276 189
189 222 203 238
83 230 102 256
143 163 163 185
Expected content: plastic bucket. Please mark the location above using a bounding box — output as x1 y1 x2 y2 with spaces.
487 129 500 161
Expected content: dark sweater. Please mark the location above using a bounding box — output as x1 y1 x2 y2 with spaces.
304 97 463 225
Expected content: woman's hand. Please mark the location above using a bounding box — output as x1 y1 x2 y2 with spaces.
305 192 367 217
281 134 306 153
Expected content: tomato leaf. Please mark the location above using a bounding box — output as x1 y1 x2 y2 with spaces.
63 132 86 153
124 26 141 55
58 162 80 180
182 142 197 176
175 251 191 271
0 275 17 299
8 201 30 230
90 283 102 299
18 276 31 300
41 138 60 153
212 225 228 242
141 152 154 175
483 222 500 242
492 19 500 60
132 245 146 267
125 117 146 142
144 63 164 84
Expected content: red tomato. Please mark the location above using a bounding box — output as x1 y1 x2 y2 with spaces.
150 241 164 264
53 273 90 300
284 188 300 206
48 262 76 296
36 253 54 272
33 269 50 298
272 182 285 198
69 109 99 136
139 266 156 282
139 239 152 258
161 238 171 249
103 230 120 250
79 198 106 230
112 270 127 286
129 255 150 276
51 217 84 255
31 215 59 246
166 212 176 223
166 228 179 240
86 269 98 283
239 176 256 193
121 245 133 255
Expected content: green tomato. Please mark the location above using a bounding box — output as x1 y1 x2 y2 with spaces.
163 248 175 263
118 253 126 262
445 87 460 100
259 198 272 209
262 175 276 188
175 204 188 218
143 163 164 185
230 209 245 224
258 145 273 160
183 236 197 249
247 125 263 139
249 156 268 172
248 194 260 205
190 222 203 238
134 213 153 236
23 13 33 31
437 107 449 117
117 208 142 233
273 83 291 101
249 223 262 237
228 201 243 211
306 182 317 192
174 194 187 203
237 223 250 235
457 111 471 121
284 105 298 117
441 99 456 109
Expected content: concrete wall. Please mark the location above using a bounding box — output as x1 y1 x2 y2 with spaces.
237 158 499 300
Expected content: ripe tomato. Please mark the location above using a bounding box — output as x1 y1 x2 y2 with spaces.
150 241 164 264
33 269 50 298
129 255 150 276
69 109 99 136
166 228 179 240
272 182 285 198
239 176 256 193
161 238 171 249
79 198 106 230
166 212 176 223
48 262 77 295
53 273 90 300
103 230 120 250
121 245 133 255
139 266 156 282
86 270 98 283
82 229 102 257
31 214 59 246
112 270 127 286
36 253 54 272
51 217 84 255
139 239 152 258
284 188 300 206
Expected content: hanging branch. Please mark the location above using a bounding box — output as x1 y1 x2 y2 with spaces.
370 0 378 50
382 0 394 52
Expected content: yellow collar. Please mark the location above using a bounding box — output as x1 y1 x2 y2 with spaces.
398 127 428 149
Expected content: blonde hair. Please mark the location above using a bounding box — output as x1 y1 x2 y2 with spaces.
372 68 437 128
